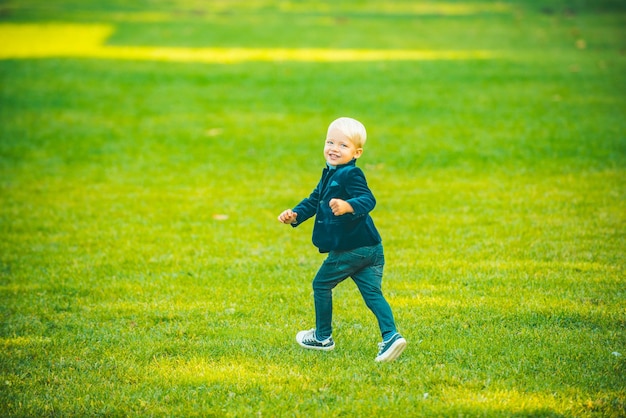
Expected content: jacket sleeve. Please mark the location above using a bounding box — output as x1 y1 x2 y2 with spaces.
343 167 376 218
291 183 320 227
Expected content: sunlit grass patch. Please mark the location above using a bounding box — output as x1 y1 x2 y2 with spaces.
0 335 52 348
146 356 302 386
0 23 113 58
97 46 496 63
0 23 496 62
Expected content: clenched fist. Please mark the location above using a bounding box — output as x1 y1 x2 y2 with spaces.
278 209 298 224
329 198 354 216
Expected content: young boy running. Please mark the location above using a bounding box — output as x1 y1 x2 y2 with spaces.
278 117 406 362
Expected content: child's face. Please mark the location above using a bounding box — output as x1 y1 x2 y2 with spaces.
324 128 363 166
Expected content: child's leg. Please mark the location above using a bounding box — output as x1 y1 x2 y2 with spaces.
312 253 353 339
350 244 398 339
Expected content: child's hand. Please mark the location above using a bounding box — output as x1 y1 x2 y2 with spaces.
329 199 354 216
278 209 298 224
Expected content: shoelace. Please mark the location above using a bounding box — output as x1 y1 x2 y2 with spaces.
378 334 399 352
303 331 321 344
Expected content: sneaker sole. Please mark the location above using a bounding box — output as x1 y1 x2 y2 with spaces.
296 340 335 351
375 338 407 362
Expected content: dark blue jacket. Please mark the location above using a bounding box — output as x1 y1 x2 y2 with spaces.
292 159 382 253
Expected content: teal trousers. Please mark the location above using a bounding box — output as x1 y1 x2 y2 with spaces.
312 243 397 340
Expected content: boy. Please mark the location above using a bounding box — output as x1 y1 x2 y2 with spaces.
278 117 406 362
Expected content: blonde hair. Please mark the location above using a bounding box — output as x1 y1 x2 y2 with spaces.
327 117 367 148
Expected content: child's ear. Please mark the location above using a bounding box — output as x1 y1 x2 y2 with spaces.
354 148 363 159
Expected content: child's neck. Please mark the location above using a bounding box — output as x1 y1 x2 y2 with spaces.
327 159 355 170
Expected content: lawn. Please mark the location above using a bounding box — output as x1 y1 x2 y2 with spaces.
1 0 625 416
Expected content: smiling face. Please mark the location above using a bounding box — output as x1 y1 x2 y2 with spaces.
324 127 363 166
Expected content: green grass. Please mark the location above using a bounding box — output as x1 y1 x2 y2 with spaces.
1 1 625 416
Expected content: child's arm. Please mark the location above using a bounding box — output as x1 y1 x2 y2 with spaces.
339 167 376 217
287 181 322 226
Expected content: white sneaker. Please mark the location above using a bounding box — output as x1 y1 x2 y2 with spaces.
296 329 335 351
375 333 407 362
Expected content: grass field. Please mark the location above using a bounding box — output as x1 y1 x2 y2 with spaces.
1 0 625 416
